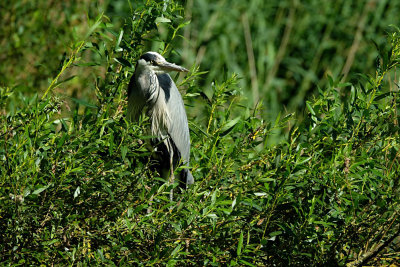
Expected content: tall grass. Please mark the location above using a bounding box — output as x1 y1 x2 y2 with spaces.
181 0 399 117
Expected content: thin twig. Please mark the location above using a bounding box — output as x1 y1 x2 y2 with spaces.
264 3 296 90
242 12 259 105
341 0 376 82
347 213 400 267
42 41 85 100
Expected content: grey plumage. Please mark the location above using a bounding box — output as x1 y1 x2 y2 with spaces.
127 51 194 188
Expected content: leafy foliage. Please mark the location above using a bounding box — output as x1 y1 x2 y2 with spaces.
1 1 400 266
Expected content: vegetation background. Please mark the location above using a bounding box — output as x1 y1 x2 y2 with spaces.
1 0 400 265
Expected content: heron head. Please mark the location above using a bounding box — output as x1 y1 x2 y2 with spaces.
137 51 188 74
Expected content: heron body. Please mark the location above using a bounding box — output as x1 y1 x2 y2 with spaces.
128 52 194 188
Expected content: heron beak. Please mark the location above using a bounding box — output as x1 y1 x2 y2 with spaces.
158 61 189 72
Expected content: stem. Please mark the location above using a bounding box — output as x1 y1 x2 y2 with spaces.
41 41 85 100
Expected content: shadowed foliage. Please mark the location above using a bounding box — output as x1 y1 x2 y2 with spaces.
1 0 400 265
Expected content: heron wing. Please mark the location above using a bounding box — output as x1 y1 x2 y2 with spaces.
157 73 191 163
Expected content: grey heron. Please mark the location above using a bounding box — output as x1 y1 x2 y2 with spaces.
127 51 194 195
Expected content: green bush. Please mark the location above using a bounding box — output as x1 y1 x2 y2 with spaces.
1 1 399 265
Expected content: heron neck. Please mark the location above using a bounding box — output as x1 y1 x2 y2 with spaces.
135 67 160 107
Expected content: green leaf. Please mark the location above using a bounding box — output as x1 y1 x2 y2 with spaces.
231 198 237 209
69 97 98 109
155 17 171 24
32 183 53 195
374 92 391 101
53 75 76 87
211 189 218 206
73 186 80 199
239 260 257 267
206 213 218 219
306 101 316 116
220 117 241 136
170 243 181 257
269 231 282 237
41 239 59 246
114 57 132 67
115 29 124 51
85 12 104 39
237 231 243 256
121 145 128 160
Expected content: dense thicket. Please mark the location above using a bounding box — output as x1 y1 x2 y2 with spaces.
1 1 399 265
